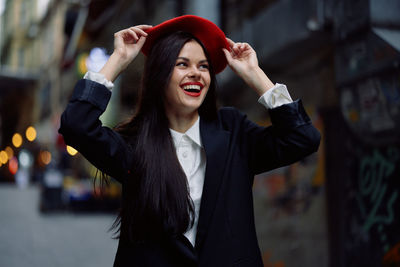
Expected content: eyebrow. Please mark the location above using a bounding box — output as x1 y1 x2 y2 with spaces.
176 57 208 64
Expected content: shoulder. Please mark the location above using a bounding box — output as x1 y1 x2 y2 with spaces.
215 107 248 131
217 106 245 120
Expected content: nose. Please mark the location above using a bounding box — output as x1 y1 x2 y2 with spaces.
188 66 201 79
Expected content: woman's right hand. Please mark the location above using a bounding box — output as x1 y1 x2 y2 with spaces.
100 25 153 82
113 25 153 67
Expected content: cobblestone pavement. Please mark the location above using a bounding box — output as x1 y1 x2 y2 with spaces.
0 184 118 267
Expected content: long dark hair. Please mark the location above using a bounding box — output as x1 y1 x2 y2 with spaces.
112 31 218 242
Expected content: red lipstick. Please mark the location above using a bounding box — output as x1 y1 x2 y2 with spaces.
180 82 204 97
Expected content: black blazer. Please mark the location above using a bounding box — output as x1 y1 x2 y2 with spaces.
59 79 320 267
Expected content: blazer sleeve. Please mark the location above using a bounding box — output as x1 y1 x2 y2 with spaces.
58 79 132 182
239 99 321 175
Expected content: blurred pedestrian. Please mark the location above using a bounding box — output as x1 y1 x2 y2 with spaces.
59 15 320 267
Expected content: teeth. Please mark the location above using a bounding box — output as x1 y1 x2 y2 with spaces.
183 85 201 91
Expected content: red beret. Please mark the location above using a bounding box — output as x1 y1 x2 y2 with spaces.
141 15 230 74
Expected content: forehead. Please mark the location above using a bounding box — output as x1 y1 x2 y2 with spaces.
178 40 208 59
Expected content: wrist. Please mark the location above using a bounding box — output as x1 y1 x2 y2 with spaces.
244 66 274 96
111 50 128 63
99 52 125 82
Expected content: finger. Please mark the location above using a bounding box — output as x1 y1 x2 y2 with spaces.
232 43 241 55
136 24 153 30
226 38 235 47
115 29 136 41
136 35 147 49
242 43 252 51
227 38 244 56
234 43 242 52
114 29 126 37
130 26 149 37
127 29 139 42
222 48 233 63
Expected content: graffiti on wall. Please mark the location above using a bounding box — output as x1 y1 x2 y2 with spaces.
340 72 400 145
344 145 400 266
357 148 399 251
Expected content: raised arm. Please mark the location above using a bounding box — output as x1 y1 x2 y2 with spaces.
222 38 320 175
222 38 275 96
59 25 152 181
99 25 152 82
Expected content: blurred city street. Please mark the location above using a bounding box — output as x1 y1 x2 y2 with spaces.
1 0 399 266
0 184 118 267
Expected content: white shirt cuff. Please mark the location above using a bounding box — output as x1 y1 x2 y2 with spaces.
258 83 293 109
83 71 114 90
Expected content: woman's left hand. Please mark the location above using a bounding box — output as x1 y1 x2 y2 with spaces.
223 38 258 79
223 38 274 95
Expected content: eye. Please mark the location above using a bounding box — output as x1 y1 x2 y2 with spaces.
176 61 187 67
199 64 209 70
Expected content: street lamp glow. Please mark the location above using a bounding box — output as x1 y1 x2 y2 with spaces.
12 133 23 148
5 146 14 159
0 150 8 164
66 145 78 156
18 149 33 169
9 157 18 175
26 126 37 142
40 150 52 165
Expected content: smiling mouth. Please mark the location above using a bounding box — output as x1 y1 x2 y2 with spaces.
181 83 203 97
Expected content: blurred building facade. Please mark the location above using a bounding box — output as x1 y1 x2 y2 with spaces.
328 1 400 267
1 0 66 127
0 0 399 266
0 0 67 183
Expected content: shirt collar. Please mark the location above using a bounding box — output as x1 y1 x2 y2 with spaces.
170 116 202 148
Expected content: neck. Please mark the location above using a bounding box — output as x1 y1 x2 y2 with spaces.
167 110 199 133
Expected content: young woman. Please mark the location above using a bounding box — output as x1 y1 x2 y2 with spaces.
59 15 320 267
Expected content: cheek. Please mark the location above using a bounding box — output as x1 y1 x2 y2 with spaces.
201 85 210 99
207 74 212 87
204 76 211 91
165 85 178 104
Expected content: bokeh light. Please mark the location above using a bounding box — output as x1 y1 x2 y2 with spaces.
39 150 52 165
0 150 8 164
12 133 23 148
77 53 88 76
18 149 33 169
66 145 78 156
25 126 37 142
9 157 18 175
5 146 14 159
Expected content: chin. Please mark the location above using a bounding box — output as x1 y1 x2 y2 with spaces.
184 99 205 110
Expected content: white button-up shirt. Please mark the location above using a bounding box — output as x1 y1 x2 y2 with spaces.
169 117 205 246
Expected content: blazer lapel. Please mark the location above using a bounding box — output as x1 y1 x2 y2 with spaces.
195 117 230 249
